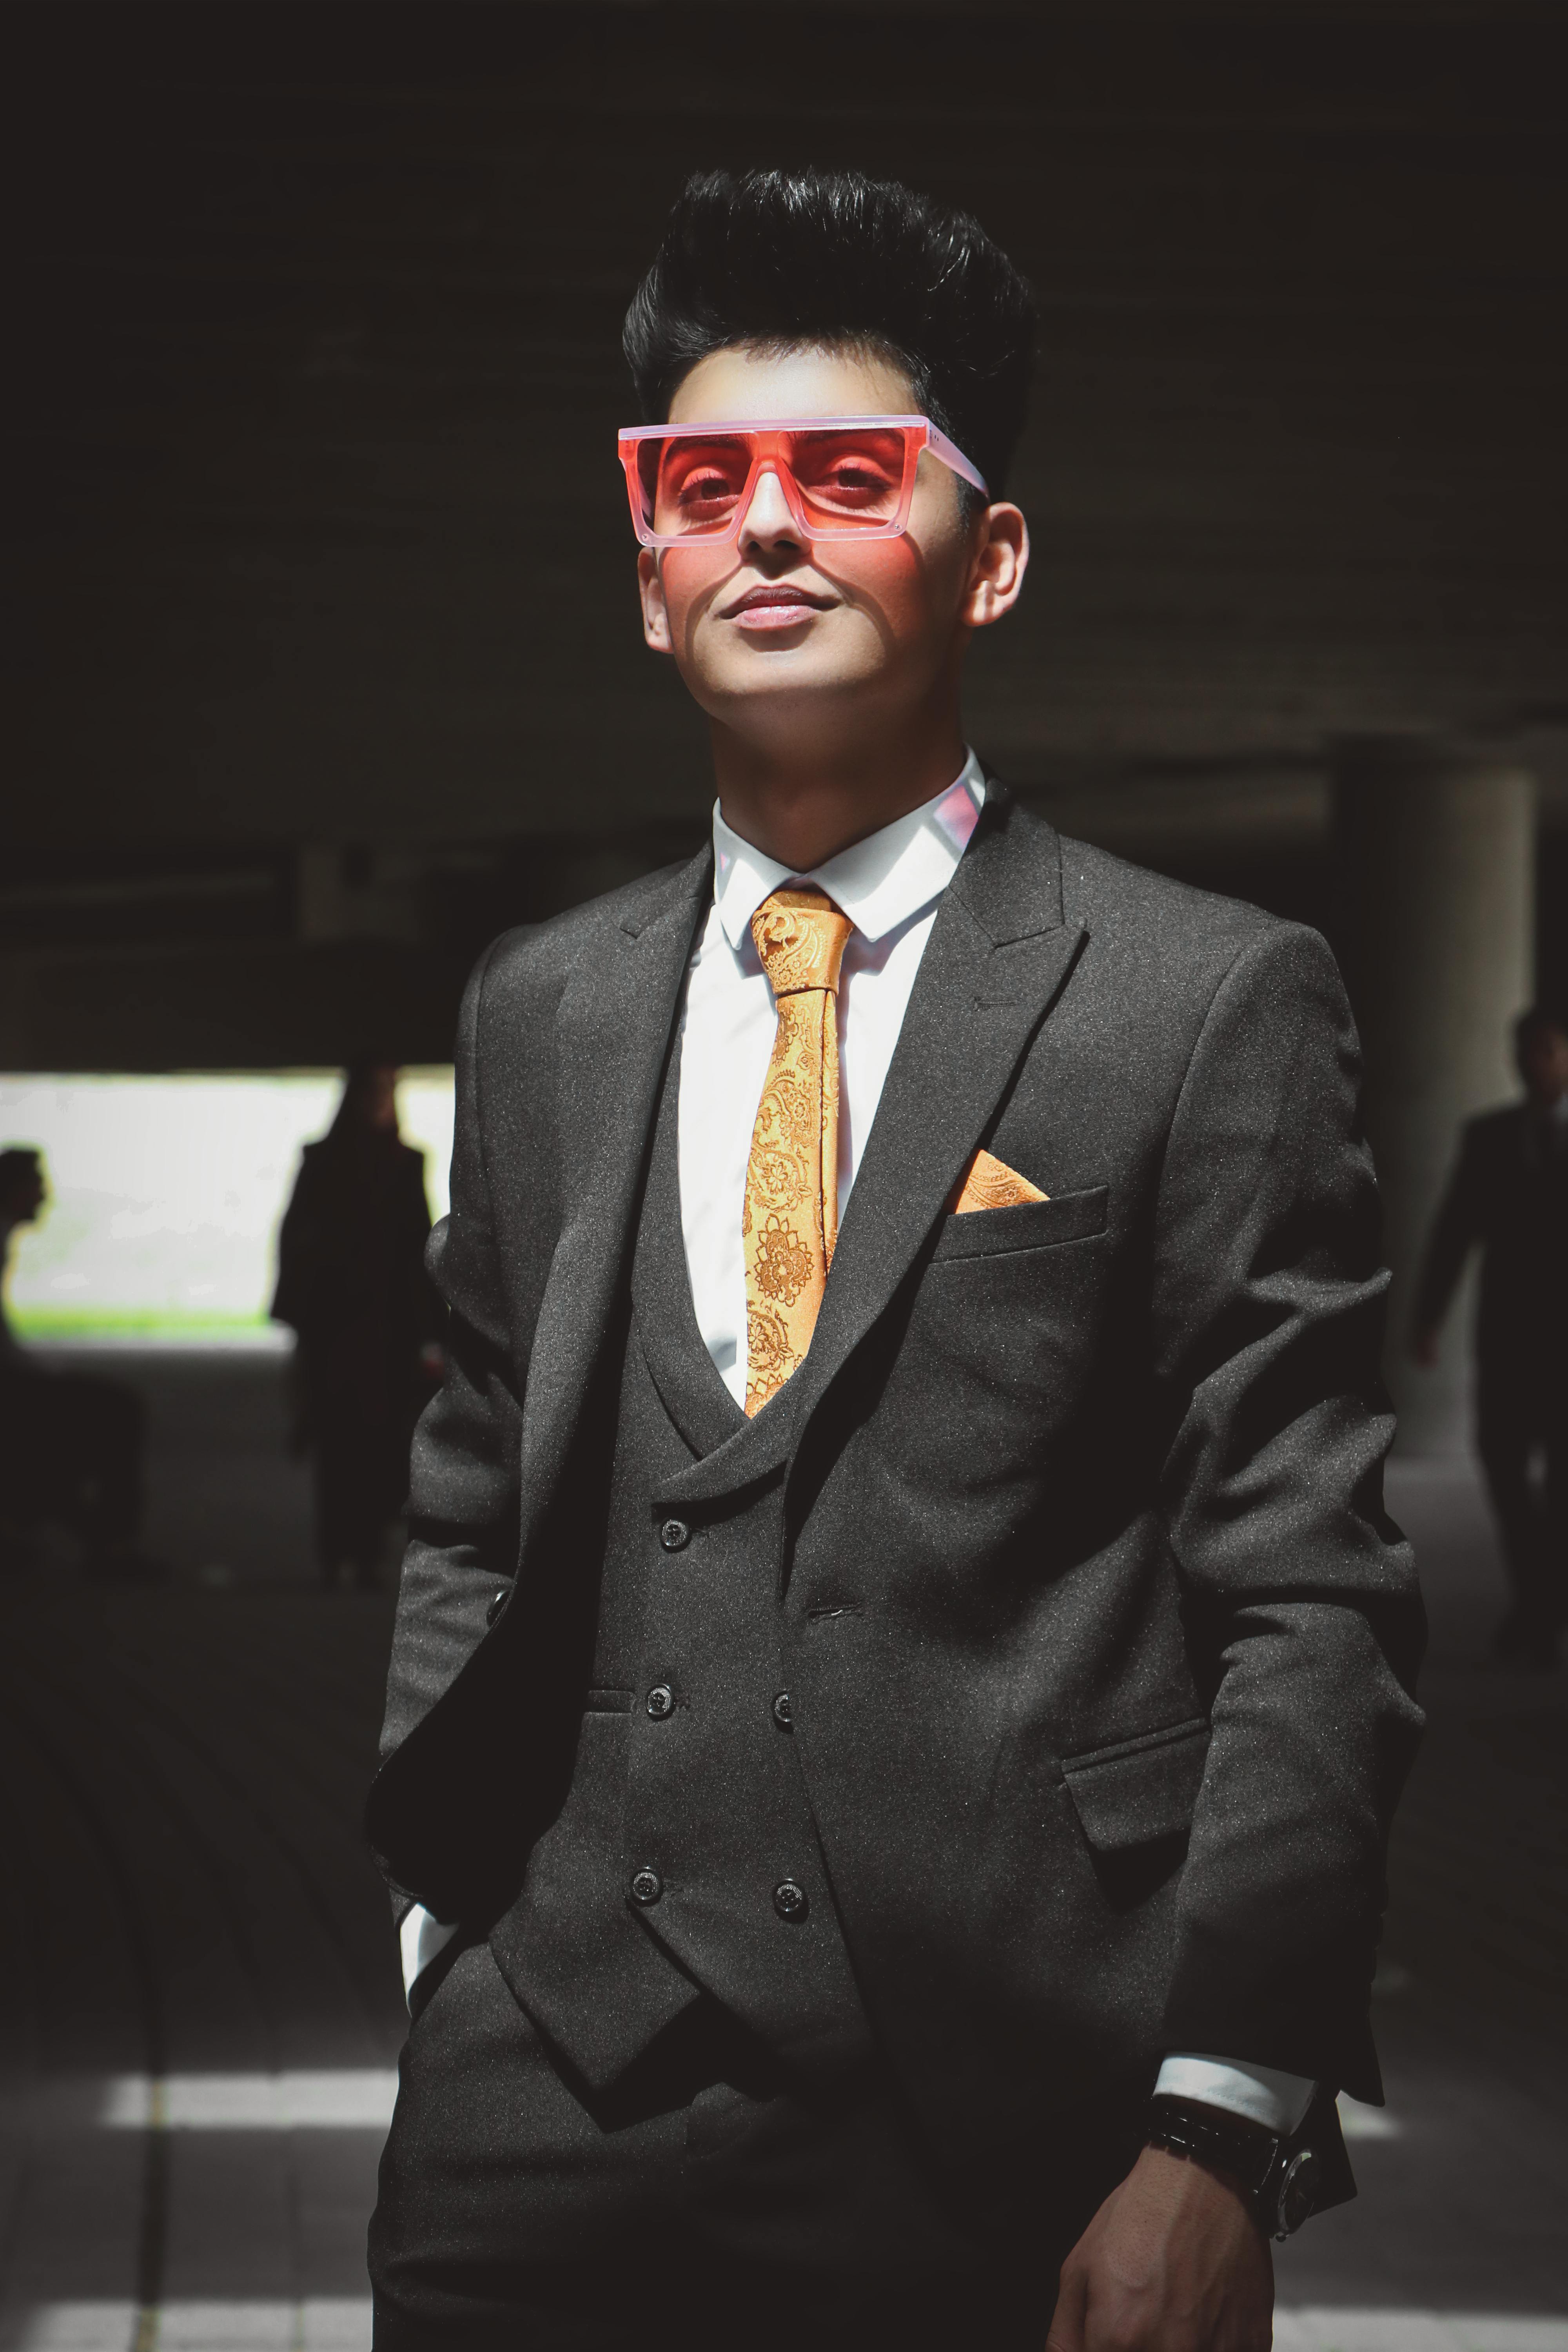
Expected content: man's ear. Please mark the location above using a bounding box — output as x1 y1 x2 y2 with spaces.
962 503 1029 630
637 550 674 655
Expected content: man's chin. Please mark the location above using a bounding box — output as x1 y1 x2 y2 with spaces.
693 657 895 724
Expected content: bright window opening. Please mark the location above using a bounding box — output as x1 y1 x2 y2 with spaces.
0 1071 455 1341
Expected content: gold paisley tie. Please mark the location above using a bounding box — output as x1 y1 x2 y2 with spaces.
743 886 855 1418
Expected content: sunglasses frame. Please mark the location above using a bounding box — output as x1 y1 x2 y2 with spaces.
617 414 990 550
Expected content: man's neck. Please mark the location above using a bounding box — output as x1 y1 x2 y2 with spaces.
710 713 970 873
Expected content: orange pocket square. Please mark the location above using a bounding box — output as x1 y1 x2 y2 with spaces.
947 1148 1049 1214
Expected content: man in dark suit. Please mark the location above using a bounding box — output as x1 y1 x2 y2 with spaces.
1412 1005 1568 1664
366 170 1423 2351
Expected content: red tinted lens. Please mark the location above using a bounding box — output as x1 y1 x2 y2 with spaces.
785 428 913 525
630 423 920 541
640 435 753 538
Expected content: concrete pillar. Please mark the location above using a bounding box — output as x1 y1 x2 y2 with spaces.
1332 740 1535 1454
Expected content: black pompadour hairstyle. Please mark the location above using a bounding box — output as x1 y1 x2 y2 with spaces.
622 168 1036 499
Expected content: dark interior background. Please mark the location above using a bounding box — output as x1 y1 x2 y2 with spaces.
4 0 1566 1065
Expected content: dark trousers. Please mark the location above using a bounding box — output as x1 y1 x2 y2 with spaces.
370 1941 1076 2350
1477 1377 1568 1646
294 1331 427 1582
311 1418 408 1579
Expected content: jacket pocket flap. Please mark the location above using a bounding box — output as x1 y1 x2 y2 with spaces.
1061 1717 1210 1851
932 1185 1109 1264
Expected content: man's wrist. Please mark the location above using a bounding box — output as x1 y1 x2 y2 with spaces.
1138 2136 1264 2245
1146 2095 1322 2240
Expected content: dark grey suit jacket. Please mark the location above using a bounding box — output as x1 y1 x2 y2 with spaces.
368 784 1423 2156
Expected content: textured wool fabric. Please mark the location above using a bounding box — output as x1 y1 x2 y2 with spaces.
480 1040 869 2092
743 887 854 1416
370 1955 1084 2348
368 781 1425 2180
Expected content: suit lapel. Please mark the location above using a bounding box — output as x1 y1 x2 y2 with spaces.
513 792 1082 1534
514 846 712 1559
781 789 1086 1452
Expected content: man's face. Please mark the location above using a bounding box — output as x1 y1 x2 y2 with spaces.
635 343 1024 738
1519 1024 1568 1104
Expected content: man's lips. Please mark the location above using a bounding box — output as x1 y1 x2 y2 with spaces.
722 584 836 625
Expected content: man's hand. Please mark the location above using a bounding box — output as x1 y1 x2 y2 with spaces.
1045 2144 1273 2352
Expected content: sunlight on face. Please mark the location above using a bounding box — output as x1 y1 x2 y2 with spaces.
638 343 982 728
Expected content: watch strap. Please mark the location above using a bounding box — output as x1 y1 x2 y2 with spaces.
1146 2096 1280 2200
1146 2094 1323 2238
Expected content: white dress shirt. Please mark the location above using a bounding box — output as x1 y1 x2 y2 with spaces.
400 751 1317 2140
679 749 987 1406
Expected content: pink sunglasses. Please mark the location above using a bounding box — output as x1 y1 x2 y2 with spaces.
617 414 990 550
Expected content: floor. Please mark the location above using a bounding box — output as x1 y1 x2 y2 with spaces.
0 1345 1563 2350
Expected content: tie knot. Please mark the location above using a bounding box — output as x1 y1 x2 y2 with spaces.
751 886 854 998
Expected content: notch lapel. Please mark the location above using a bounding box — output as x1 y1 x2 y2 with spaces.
781 791 1086 1451
513 847 712 1562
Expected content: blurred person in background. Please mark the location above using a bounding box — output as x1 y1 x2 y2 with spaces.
0 1144 154 1579
272 1062 444 1589
1412 1004 1568 1667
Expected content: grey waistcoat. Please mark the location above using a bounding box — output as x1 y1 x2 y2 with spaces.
486 1039 869 2091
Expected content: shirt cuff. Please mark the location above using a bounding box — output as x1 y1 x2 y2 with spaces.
1154 2054 1318 2136
398 1904 460 2005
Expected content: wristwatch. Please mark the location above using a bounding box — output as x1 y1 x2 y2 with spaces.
1145 2096 1321 2240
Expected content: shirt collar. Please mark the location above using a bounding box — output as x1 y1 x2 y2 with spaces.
711 748 986 952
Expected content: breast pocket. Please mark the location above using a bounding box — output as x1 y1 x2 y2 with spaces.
890 1184 1114 1443
930 1184 1109 1265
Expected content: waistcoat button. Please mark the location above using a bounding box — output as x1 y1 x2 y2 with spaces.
773 1879 809 1923
659 1518 690 1552
646 1684 675 1720
771 1691 793 1730
486 1589 509 1628
630 1867 663 1906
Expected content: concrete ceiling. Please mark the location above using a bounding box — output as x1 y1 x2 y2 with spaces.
7 1 1567 858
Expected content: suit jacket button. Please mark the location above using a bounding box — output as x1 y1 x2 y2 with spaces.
773 1880 809 1922
771 1691 793 1730
486 1589 509 1627
630 1867 663 1906
659 1518 690 1552
646 1684 675 1720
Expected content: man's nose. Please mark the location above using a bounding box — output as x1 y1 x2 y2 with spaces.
738 464 802 554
